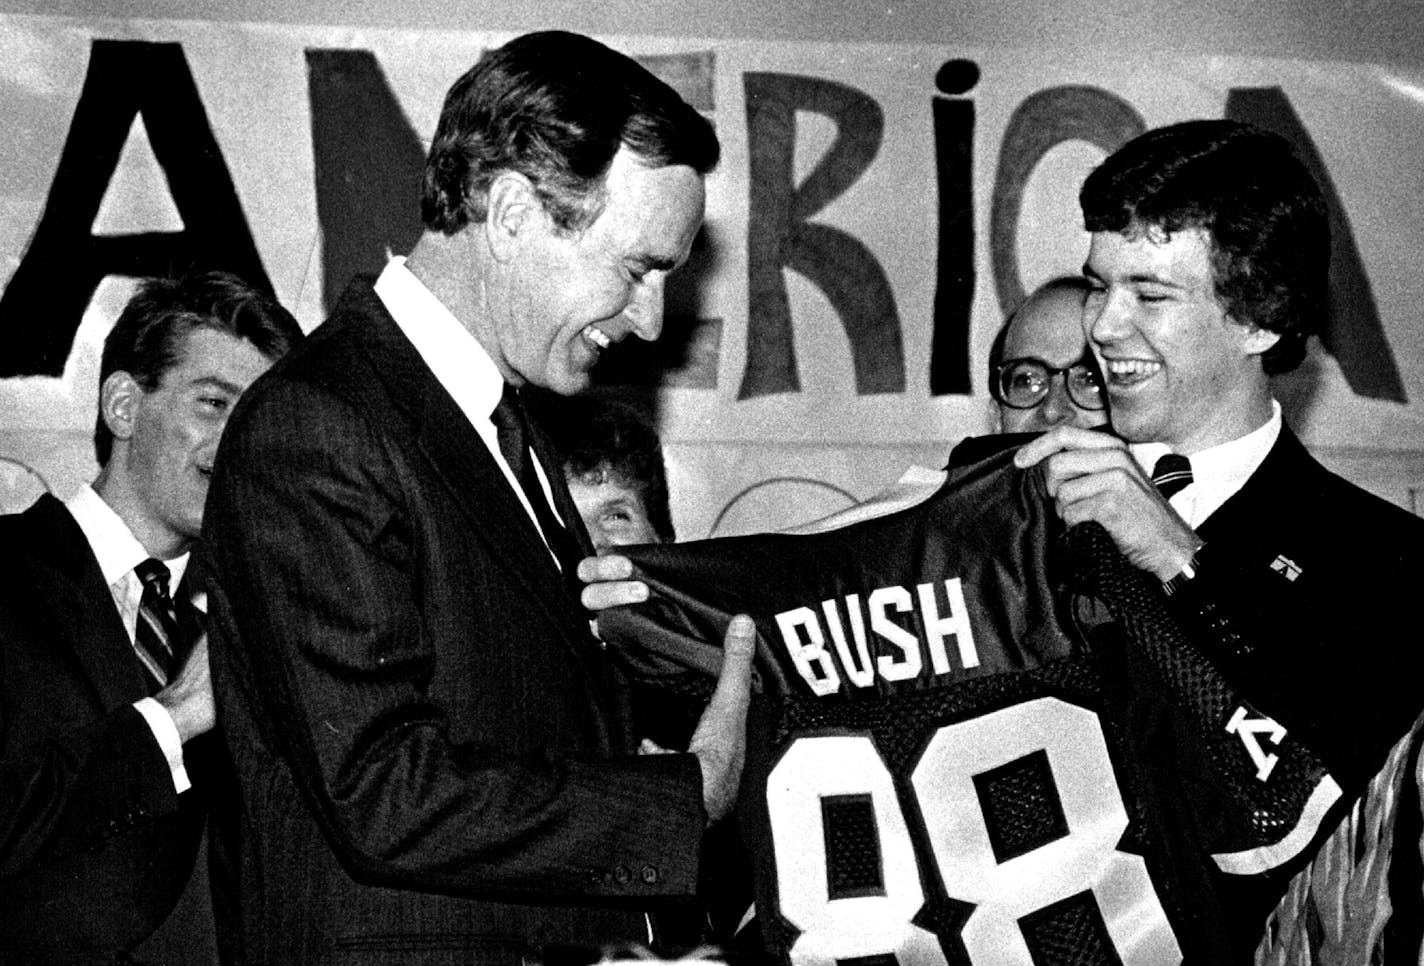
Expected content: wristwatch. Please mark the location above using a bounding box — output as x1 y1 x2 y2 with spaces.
1162 543 1204 597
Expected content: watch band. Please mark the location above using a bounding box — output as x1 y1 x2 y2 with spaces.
1162 544 1204 597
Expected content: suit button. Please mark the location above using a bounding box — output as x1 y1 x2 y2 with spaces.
588 867 603 885
613 865 632 885
640 865 659 884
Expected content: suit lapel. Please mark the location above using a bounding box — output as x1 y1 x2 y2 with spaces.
343 283 596 648
18 495 151 709
1195 427 1326 595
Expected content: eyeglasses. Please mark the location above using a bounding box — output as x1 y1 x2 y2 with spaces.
993 356 1106 411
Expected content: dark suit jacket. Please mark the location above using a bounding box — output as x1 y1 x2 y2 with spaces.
0 494 217 964
1151 426 1424 956
1179 426 1424 792
203 277 706 965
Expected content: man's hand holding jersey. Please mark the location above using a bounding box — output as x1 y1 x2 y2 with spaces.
1014 426 1202 581
580 553 650 612
581 555 754 824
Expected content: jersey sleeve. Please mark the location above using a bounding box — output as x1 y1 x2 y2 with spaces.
1064 521 1342 875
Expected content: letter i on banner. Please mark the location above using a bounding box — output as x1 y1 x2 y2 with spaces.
929 58 979 397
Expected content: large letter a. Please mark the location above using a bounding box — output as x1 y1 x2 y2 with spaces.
0 40 272 377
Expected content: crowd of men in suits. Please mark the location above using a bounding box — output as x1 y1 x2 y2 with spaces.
1 26 1422 966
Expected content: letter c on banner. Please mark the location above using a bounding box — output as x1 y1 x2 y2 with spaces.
989 86 1146 318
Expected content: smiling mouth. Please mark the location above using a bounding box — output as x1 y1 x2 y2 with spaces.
1103 358 1162 386
582 324 612 350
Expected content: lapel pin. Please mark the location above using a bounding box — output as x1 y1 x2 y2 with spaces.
1269 554 1302 582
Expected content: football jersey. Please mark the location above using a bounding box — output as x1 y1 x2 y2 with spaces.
599 448 1343 965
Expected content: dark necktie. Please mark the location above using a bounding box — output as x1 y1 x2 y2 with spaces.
490 385 583 578
1151 453 1194 500
134 558 180 691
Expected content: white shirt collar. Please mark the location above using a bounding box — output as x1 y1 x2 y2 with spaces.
1130 400 1282 528
372 256 567 566
64 483 190 587
374 256 505 440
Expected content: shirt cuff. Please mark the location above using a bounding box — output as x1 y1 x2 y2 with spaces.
131 697 192 794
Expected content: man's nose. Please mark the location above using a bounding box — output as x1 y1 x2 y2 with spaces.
624 274 665 341
1036 380 1076 429
1088 290 1133 345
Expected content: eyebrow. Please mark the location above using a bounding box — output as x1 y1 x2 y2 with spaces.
1081 264 1185 289
187 375 245 395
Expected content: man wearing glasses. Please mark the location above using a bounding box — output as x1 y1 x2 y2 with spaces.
988 276 1108 434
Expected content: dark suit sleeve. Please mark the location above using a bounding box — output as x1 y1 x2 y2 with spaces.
0 699 180 876
204 377 704 902
1167 475 1424 797
0 537 183 879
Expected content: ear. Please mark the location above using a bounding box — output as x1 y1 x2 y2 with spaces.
483 171 544 264
99 370 143 448
1237 322 1282 358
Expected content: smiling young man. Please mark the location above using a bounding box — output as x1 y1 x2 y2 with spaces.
0 273 301 964
1014 119 1424 954
202 31 755 965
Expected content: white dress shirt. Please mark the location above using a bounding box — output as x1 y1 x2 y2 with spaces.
64 484 192 793
373 256 568 567
1129 400 1283 529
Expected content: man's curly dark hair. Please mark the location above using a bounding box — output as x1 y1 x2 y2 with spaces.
1079 119 1330 375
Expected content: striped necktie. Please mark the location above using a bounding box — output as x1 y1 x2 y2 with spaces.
1151 453 1194 500
133 558 180 691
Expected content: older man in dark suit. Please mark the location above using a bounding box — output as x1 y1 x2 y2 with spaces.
202 30 754 966
0 273 302 964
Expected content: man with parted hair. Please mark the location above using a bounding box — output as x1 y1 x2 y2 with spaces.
204 30 754 965
0 272 302 964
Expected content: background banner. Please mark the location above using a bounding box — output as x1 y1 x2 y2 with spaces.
2 15 1422 535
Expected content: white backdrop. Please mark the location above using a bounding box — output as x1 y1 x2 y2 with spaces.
2 14 1423 534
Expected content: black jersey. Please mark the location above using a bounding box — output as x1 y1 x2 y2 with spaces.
599 449 1343 965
